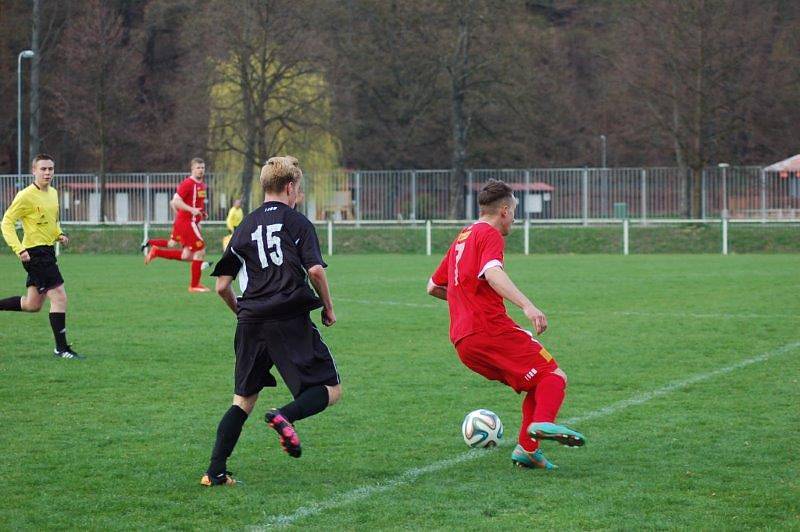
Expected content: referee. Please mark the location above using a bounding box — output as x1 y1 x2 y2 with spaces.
0 154 83 359
201 156 341 487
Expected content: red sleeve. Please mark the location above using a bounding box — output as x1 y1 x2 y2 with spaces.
477 229 504 278
176 179 192 202
431 248 450 286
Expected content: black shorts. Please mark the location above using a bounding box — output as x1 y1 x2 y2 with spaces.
233 313 340 398
22 246 64 294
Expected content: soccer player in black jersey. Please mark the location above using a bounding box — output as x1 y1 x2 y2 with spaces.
200 156 341 487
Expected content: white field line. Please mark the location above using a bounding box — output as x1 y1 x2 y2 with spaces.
251 341 800 530
336 297 799 321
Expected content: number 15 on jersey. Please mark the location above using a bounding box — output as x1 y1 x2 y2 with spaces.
251 223 284 267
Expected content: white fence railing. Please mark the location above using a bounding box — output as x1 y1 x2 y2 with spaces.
1 167 799 224
315 218 799 257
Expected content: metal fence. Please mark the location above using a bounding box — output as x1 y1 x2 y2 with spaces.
1 166 799 224
303 166 800 222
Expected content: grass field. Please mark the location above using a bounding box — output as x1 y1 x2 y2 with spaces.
1 253 798 529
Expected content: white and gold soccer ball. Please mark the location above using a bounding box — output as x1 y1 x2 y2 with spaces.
461 409 504 448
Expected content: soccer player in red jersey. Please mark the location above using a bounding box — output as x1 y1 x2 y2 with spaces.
427 179 585 469
144 158 210 292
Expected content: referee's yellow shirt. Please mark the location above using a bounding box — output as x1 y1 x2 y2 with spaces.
1 183 64 255
226 206 243 232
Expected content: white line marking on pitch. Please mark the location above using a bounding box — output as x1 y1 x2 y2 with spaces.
251 341 800 529
336 298 799 320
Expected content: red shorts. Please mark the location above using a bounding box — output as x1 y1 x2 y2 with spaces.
171 219 205 251
455 327 559 393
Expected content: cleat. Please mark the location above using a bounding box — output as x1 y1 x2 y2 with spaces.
53 346 85 360
140 241 149 254
511 444 557 470
201 261 214 271
528 422 586 447
264 409 302 458
188 285 211 293
144 246 157 265
200 471 236 487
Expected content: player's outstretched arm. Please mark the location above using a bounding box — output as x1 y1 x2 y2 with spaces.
215 275 238 314
426 278 447 301
307 264 336 326
484 266 548 335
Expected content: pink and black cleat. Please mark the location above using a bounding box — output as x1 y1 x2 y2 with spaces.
264 409 302 458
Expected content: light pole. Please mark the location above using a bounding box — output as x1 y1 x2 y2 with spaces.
599 134 607 168
17 49 35 190
718 163 729 218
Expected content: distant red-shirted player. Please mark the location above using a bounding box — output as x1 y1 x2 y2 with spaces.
144 158 210 292
427 179 585 470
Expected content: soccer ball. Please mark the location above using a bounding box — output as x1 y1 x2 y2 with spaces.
461 409 504 448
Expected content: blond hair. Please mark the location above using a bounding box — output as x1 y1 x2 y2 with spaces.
260 156 302 194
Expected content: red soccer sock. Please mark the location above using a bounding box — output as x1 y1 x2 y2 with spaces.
152 247 183 261
533 373 566 423
190 260 202 287
148 239 169 247
518 391 539 452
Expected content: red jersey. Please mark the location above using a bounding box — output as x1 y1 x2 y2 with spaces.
431 221 518 344
175 176 207 223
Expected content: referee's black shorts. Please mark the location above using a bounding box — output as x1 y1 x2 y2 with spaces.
22 246 64 294
233 313 340 398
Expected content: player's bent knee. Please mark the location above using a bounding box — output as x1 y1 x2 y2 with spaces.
22 298 43 312
326 384 342 406
47 286 67 305
553 367 568 386
232 393 258 415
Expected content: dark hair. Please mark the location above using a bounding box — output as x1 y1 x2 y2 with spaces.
478 179 514 211
31 153 55 168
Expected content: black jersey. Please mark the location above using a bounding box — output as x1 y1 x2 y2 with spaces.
211 201 327 322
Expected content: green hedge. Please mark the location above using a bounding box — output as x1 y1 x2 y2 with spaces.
1 223 797 255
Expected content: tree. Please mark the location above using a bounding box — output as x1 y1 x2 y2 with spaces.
445 0 472 219
0 0 32 173
321 0 447 169
53 0 142 220
436 0 515 218
612 0 775 216
201 0 333 208
28 0 70 161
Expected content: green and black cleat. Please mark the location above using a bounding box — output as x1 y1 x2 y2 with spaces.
527 422 585 447
511 444 557 470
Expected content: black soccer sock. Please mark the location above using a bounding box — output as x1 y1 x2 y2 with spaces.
279 385 330 423
0 296 22 311
49 312 68 351
208 405 249 476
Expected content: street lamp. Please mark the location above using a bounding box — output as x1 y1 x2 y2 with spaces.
599 134 607 168
17 49 35 189
718 163 730 218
